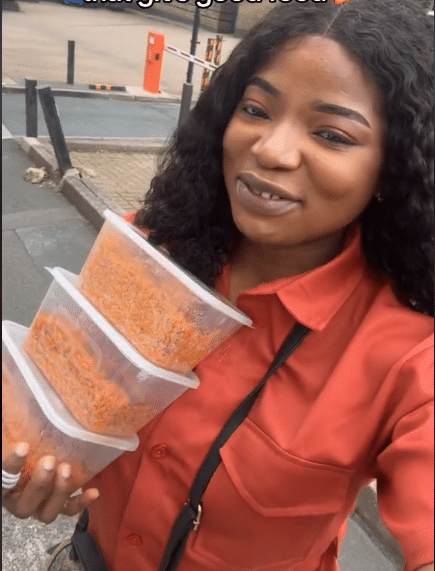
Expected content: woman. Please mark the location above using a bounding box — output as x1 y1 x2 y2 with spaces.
3 1 434 570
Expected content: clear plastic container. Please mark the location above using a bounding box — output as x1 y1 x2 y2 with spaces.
77 210 253 373
23 267 200 438
2 320 139 494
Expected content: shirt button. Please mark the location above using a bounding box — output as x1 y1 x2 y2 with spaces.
127 534 143 546
150 444 168 459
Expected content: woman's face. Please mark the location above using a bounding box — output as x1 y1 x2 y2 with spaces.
222 35 385 252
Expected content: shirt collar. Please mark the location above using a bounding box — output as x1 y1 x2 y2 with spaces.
218 225 368 332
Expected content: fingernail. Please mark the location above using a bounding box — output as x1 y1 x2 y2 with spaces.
60 464 71 479
88 489 99 500
43 457 55 471
15 443 29 458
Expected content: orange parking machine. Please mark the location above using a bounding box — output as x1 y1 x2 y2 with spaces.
143 32 165 94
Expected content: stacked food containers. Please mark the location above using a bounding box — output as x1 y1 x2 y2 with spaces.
2 210 252 491
2 321 139 493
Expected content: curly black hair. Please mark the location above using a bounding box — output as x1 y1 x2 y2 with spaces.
136 0 434 316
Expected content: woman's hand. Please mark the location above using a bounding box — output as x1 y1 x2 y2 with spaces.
2 443 99 524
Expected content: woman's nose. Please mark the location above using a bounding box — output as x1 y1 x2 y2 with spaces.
251 122 302 170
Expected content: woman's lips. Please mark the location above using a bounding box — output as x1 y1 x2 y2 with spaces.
236 178 300 217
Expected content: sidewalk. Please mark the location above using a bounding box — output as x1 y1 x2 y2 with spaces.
67 141 160 213
17 136 164 224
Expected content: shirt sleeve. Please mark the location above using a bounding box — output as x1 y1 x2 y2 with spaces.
123 211 137 224
374 343 434 571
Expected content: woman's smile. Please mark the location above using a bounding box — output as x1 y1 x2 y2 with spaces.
236 172 302 217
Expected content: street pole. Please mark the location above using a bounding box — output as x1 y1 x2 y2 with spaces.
37 86 73 175
178 7 200 127
25 78 38 138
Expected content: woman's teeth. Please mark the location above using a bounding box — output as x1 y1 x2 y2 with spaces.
250 187 284 201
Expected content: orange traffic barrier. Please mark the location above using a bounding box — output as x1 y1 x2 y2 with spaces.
143 31 165 94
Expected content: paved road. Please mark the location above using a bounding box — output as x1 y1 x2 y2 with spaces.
2 0 239 97
2 92 179 139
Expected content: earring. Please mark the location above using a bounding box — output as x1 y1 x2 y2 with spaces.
374 191 383 202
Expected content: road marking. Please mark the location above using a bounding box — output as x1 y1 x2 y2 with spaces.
2 125 14 139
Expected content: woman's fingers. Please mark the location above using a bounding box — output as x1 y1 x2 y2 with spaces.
2 442 29 498
9 456 57 519
35 463 73 524
3 447 99 524
61 488 100 517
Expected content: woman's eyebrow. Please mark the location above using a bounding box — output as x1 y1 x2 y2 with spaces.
311 101 371 128
245 80 372 128
245 77 280 98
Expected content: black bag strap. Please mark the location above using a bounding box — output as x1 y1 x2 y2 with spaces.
71 509 108 571
158 323 311 571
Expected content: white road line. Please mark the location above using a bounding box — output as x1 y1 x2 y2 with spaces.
2 125 14 139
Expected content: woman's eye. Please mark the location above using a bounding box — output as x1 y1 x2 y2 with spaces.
241 104 269 119
315 130 356 147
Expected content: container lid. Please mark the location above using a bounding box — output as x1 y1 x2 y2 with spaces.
47 267 200 390
2 320 139 451
103 210 253 327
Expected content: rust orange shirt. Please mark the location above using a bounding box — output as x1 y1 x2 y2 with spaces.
85 221 434 571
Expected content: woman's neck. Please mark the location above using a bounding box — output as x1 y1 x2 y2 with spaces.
228 231 345 302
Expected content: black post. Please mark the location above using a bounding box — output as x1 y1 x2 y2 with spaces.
178 7 200 127
67 40 75 85
37 86 72 175
186 7 200 84
25 78 38 137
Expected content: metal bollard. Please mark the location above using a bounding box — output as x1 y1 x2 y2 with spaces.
25 78 38 138
37 86 72 175
67 40 75 85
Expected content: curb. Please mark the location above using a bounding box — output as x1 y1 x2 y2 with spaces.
2 83 182 104
13 135 407 570
36 136 168 153
17 137 126 229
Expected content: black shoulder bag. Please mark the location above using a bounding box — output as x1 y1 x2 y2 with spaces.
158 322 311 571
44 323 310 571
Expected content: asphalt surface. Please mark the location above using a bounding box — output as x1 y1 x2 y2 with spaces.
2 92 179 139
2 137 98 325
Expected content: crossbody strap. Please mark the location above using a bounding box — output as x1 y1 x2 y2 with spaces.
158 322 311 571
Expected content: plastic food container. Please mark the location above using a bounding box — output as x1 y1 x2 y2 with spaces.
2 320 139 494
77 210 253 373
23 267 199 438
